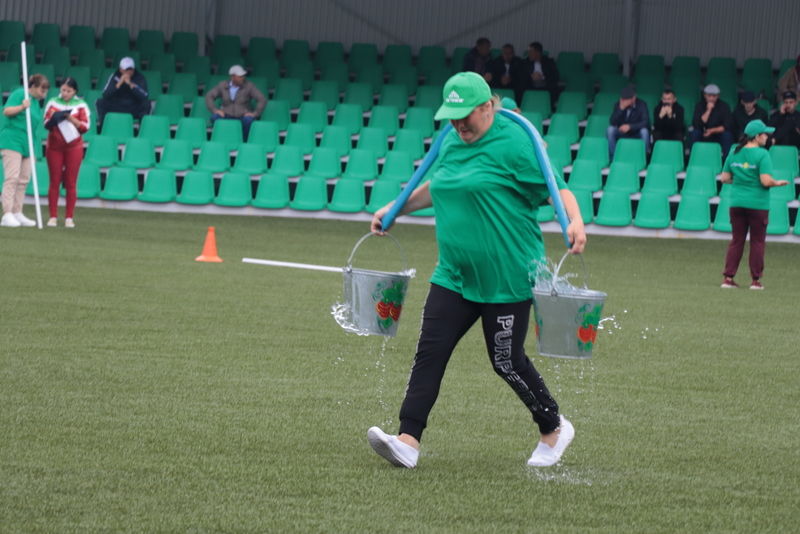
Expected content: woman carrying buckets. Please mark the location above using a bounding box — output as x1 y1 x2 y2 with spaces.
367 72 587 469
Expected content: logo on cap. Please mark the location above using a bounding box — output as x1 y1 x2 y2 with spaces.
446 90 464 103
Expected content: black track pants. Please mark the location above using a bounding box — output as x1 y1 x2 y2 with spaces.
398 284 560 441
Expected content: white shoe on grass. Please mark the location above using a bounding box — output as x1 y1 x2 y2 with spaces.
14 212 36 227
367 426 419 468
47 217 57 227
65 218 75 228
527 415 575 467
1 213 21 227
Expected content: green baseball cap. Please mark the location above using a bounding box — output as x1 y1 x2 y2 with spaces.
744 119 775 137
434 72 492 121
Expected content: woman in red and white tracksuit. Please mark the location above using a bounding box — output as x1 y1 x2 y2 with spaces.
44 77 90 228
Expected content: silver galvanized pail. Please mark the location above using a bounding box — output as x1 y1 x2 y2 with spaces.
532 251 607 359
341 233 414 337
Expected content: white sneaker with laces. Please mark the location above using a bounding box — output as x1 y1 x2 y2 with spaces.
1 213 21 227
47 217 57 227
14 212 36 227
527 416 575 467
65 218 75 228
367 426 419 468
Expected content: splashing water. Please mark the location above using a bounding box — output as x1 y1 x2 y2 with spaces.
374 337 394 428
331 302 372 336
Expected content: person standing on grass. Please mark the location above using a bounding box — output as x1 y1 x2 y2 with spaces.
0 74 49 228
44 77 90 228
720 120 789 290
367 72 587 469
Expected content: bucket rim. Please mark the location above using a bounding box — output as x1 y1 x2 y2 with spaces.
344 266 415 278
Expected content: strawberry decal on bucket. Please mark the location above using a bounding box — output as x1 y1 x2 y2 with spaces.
576 304 603 352
374 281 406 330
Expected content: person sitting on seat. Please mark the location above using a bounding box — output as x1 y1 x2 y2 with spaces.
96 57 150 127
731 91 768 140
204 65 266 140
768 91 800 149
688 84 733 156
607 86 650 159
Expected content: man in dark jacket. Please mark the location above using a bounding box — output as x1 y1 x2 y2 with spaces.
522 42 559 102
652 89 685 142
731 91 768 140
488 44 527 102
768 91 800 149
688 84 733 156
462 37 493 83
96 57 150 127
607 86 650 159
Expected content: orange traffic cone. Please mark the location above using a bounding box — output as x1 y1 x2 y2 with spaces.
195 226 223 262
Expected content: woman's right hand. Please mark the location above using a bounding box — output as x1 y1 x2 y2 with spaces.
371 204 393 235
21 99 31 110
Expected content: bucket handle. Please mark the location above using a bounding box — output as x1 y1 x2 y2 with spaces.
550 251 589 296
346 232 409 273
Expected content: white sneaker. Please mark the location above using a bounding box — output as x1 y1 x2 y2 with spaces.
65 218 75 228
367 426 419 468
527 416 575 467
1 213 21 227
47 217 57 227
13 212 36 227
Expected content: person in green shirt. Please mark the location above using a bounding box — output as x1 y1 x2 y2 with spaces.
366 72 586 469
0 74 50 228
720 119 789 290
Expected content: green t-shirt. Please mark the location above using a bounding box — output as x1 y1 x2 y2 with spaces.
722 146 773 210
428 113 567 303
0 87 43 157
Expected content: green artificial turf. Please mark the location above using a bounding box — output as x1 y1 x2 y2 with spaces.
1 209 798 533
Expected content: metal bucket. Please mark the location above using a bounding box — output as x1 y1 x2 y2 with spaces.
532 251 607 359
340 233 414 337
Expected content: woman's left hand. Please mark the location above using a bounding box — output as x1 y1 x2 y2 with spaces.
566 219 587 254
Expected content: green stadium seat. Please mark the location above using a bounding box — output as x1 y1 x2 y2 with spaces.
314 41 345 70
248 121 280 153
274 78 304 109
567 159 602 192
563 71 593 99
544 134 573 170
23 161 48 196
348 43 379 74
576 137 610 168
309 80 340 111
84 135 118 167
673 194 711 231
304 147 342 179
32 23 61 55
194 141 230 173
633 191 671 229
400 128 428 159
613 138 647 172
246 37 277 66
284 123 317 155
342 148 378 181
231 143 268 175
382 44 413 75
261 100 291 131
175 117 208 149
572 187 594 224
414 85 443 111
417 46 447 80
604 161 639 193
769 170 795 203
594 191 632 226
766 198 790 235
137 114 171 148
534 203 553 223
354 65 384 96
156 139 193 171
494 88 515 102
149 53 177 83
379 151 414 181
368 105 400 136
319 61 350 93
706 57 736 83
546 113 579 144
670 56 701 85
555 91 588 120
423 69 450 87
120 138 156 168
214 172 252 207
712 194 732 232
67 25 96 56
99 166 138 200
250 58 280 89
252 173 290 209
6 43 36 69
741 58 773 98
169 32 199 64
379 83 410 113
168 72 198 104
332 103 364 136
356 127 389 159
43 47 71 79
281 39 311 68
769 145 799 177
211 35 242 65
650 140 685 173
285 60 315 91
366 179 402 213
176 170 214 204
152 94 185 125
138 168 176 202
583 113 610 139
136 30 165 62
270 145 305 176
681 166 717 198
592 92 618 117
140 70 164 96
642 163 678 195
590 53 620 81
0 62 21 91
74 162 101 199
63 66 91 97
296 101 329 134
388 65 419 95
688 142 722 175
319 125 352 158
634 55 665 82
599 73 630 94
344 82 375 111
450 47 470 74
101 27 130 59
210 119 243 152
402 107 435 139
290 175 328 210
556 51 585 84
328 179 366 213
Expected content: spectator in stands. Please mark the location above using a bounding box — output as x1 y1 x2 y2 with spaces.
462 37 493 83
523 42 559 102
652 89 685 142
44 77 90 228
688 84 733 157
720 120 789 290
731 91 768 140
607 86 650 159
0 74 49 228
776 55 800 101
96 57 149 127
205 65 266 141
489 44 526 102
768 91 800 149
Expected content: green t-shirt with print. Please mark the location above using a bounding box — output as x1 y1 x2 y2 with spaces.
0 87 43 157
722 146 773 210
428 113 568 303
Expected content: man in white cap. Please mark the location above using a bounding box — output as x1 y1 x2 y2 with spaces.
204 64 266 140
96 56 150 127
688 83 733 156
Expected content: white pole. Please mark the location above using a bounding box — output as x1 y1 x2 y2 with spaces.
20 41 43 229
242 257 343 273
